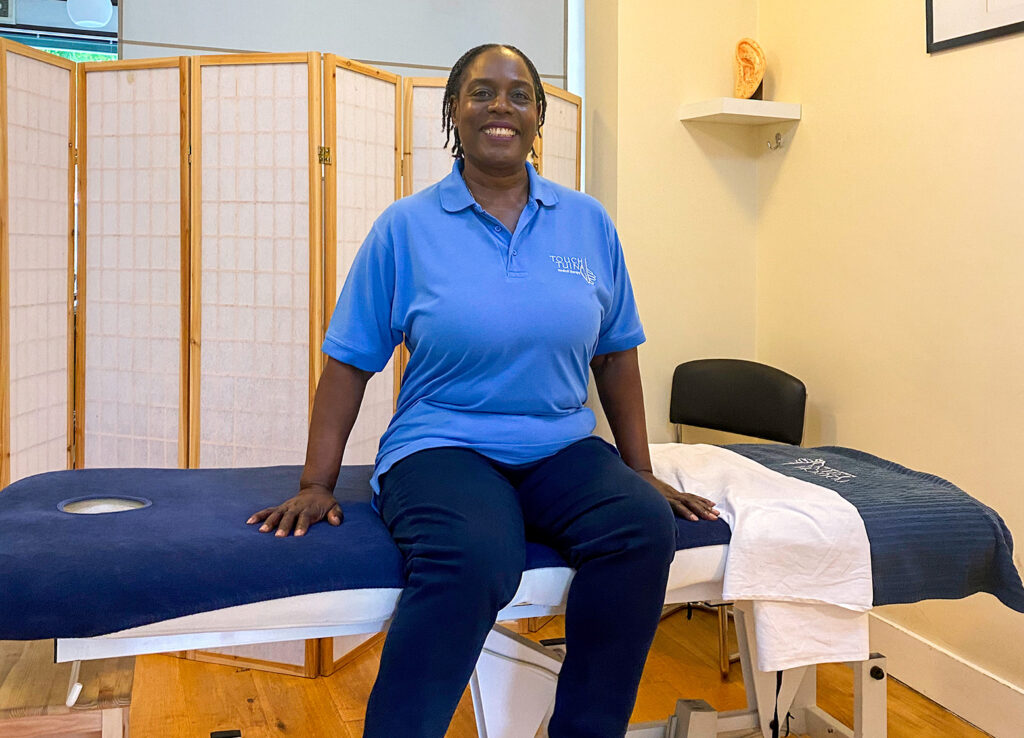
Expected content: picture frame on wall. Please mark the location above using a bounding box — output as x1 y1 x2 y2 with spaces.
0 0 15 25
927 0 1024 52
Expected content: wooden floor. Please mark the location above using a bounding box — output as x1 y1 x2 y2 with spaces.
129 608 989 737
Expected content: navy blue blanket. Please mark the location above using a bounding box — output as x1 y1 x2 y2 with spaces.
727 445 1024 613
0 465 729 640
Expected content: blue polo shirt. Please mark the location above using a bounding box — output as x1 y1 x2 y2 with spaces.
323 160 645 493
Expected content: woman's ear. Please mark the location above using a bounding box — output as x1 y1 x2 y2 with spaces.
449 95 459 126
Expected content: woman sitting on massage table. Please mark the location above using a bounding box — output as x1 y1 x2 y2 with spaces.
247 43 719 738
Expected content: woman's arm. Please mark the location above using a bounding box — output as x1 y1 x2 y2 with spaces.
590 348 718 522
247 357 373 536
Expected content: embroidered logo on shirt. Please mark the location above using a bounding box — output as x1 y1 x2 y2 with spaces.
549 255 596 285
781 458 857 483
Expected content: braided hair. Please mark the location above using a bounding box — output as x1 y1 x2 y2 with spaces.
441 44 547 159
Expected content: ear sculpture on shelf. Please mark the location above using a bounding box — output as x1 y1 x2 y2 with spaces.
734 38 766 99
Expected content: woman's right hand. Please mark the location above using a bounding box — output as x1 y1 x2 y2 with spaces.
246 485 343 537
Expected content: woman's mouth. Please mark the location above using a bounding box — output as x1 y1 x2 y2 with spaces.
482 126 517 139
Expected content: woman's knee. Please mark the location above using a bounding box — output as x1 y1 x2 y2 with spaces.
404 529 524 609
617 479 678 565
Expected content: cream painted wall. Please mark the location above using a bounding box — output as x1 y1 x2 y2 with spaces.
585 0 760 444
757 1 1024 686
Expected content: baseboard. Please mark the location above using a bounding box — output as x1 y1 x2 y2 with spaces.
869 613 1024 738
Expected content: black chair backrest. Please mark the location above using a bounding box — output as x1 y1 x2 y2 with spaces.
670 359 806 445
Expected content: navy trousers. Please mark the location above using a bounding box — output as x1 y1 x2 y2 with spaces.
363 437 678 738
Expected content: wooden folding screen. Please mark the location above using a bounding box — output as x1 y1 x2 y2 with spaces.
324 55 401 465
189 54 323 468
76 58 190 469
0 41 75 487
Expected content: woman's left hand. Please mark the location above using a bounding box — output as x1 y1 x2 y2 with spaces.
637 470 720 522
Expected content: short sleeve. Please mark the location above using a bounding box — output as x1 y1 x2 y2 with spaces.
595 224 646 356
322 228 403 372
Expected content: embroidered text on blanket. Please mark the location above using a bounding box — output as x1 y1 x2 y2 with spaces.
781 458 857 483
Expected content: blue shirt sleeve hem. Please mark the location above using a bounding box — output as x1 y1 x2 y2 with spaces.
321 335 392 373
594 329 647 356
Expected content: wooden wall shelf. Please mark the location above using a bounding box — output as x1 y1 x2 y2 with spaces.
678 97 801 125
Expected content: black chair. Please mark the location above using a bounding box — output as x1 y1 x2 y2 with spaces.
669 358 807 677
670 359 805 446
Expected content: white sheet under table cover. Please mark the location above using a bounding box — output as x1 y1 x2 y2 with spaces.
5 52 71 483
91 545 727 639
650 443 872 671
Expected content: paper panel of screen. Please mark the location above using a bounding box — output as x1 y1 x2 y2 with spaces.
334 66 397 464
199 63 311 467
410 85 451 195
5 52 71 483
542 94 578 190
83 66 182 468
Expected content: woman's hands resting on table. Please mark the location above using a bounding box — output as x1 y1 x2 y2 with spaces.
636 470 719 523
246 358 372 537
247 483 343 537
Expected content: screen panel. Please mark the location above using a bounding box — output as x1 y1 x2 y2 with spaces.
404 80 452 196
327 57 400 465
193 56 320 468
539 86 581 191
80 60 186 468
1 44 74 485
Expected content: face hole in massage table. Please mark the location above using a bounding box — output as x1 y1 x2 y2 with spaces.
58 497 153 514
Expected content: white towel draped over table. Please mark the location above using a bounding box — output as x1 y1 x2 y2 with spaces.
650 443 873 671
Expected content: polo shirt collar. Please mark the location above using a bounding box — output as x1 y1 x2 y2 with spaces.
439 159 559 213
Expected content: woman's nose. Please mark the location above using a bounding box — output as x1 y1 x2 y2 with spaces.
488 93 512 112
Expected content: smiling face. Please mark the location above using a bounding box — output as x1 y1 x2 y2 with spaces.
451 47 540 176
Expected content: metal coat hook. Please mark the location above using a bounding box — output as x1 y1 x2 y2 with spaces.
767 132 783 150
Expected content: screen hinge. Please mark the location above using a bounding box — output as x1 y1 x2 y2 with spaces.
318 146 332 166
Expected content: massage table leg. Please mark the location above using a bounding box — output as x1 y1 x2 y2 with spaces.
470 625 563 737
682 603 888 738
66 659 83 706
851 654 888 738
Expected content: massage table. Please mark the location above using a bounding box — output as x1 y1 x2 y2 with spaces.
3 444 1022 738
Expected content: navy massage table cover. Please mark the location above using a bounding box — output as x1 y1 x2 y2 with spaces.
3 445 1022 639
0 464 730 639
729 444 1024 613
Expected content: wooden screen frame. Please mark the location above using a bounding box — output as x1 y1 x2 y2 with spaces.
187 53 324 468
0 40 9 488
183 55 326 675
323 54 404 402
0 40 77 487
75 56 192 470
540 83 582 191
